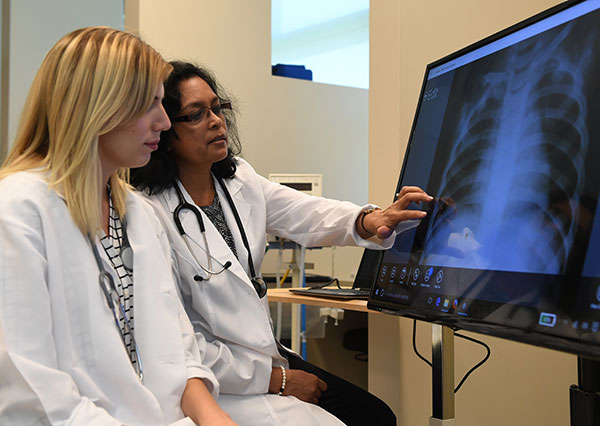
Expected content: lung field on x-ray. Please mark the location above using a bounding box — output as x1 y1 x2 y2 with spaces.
421 23 592 275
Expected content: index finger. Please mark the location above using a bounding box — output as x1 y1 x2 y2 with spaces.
395 191 433 210
395 186 428 200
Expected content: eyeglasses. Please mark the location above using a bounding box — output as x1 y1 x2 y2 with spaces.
173 102 232 124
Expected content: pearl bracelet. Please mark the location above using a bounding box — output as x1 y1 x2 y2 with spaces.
278 365 286 396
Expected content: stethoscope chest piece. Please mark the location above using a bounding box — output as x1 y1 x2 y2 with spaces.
251 277 267 299
120 218 134 273
121 245 133 273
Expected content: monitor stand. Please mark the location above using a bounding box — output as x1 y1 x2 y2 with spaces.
570 357 600 425
430 324 456 426
426 328 600 425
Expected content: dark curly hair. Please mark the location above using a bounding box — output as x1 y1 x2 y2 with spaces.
130 61 242 194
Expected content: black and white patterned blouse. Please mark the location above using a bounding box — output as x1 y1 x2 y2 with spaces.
100 189 137 369
200 191 238 259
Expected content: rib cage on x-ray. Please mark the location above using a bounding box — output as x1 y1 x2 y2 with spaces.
421 24 592 274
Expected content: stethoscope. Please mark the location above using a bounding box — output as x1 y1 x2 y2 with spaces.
173 177 268 298
89 220 143 381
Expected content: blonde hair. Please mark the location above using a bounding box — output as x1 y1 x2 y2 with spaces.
0 27 172 234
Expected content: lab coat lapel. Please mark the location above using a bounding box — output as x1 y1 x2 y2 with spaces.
125 197 188 405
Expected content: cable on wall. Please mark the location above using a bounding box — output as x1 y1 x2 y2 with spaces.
412 319 491 393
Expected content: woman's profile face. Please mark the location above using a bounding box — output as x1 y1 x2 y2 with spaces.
98 84 170 178
169 76 229 172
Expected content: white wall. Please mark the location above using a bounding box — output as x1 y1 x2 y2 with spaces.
6 0 123 146
137 0 368 205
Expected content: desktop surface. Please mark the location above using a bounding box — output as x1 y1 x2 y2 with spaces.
268 288 375 313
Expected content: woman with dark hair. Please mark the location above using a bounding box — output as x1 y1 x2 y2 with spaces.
131 62 242 192
132 61 431 426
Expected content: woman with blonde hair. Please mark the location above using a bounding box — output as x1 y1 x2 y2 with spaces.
0 27 236 425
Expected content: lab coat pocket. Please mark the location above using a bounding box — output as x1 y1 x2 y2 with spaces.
204 273 275 352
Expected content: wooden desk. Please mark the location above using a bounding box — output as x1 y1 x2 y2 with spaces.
267 288 377 313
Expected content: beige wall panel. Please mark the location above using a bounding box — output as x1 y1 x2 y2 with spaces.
371 1 576 425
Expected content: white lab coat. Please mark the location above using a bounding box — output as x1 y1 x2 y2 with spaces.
146 159 394 426
0 171 219 426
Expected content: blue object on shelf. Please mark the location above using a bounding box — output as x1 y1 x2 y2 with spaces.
272 64 313 81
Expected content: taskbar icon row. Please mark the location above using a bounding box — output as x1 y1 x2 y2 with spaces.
372 286 469 316
378 263 445 288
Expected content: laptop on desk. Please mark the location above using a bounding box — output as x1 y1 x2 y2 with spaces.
289 249 383 300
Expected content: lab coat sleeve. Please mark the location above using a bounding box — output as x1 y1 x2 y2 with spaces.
176 289 220 398
0 196 121 426
255 167 397 248
176 293 220 397
198 334 273 395
154 206 220 398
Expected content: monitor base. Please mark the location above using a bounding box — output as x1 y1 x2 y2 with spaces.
570 357 600 426
429 417 456 426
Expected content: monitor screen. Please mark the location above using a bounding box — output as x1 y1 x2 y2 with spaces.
368 0 600 358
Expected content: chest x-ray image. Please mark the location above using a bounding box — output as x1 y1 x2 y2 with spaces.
405 17 600 276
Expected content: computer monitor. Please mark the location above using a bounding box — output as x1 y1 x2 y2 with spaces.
368 0 600 358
